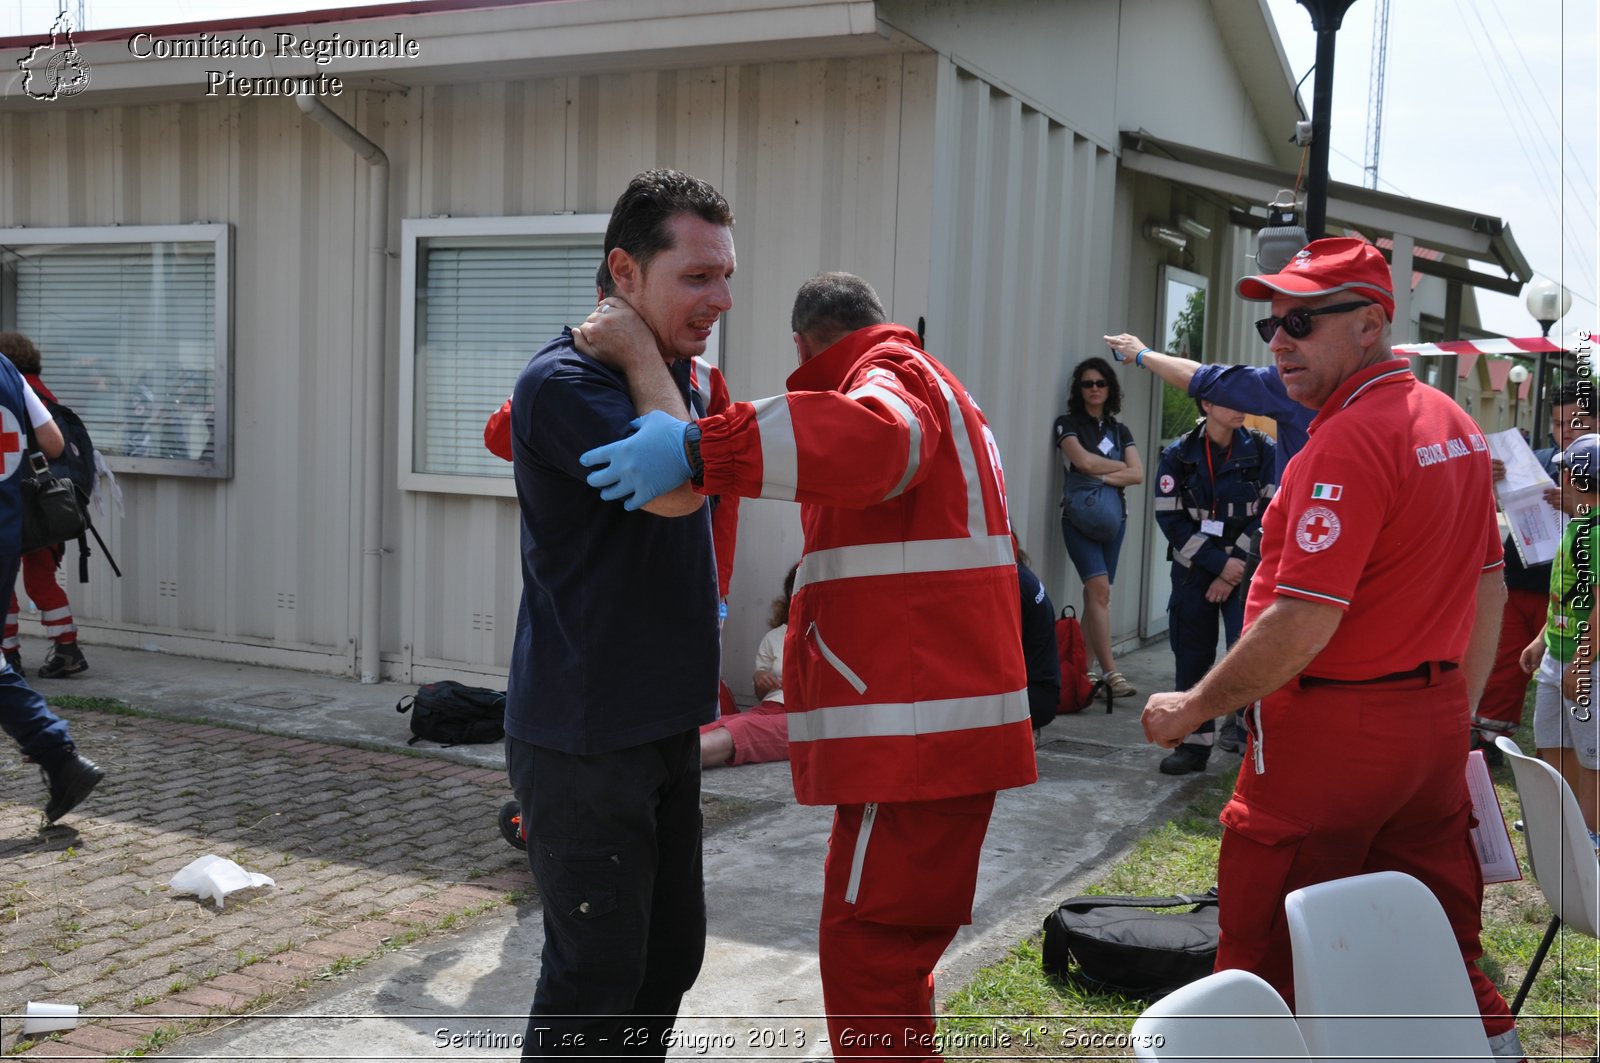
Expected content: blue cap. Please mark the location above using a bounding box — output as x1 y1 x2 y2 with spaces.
1555 433 1600 479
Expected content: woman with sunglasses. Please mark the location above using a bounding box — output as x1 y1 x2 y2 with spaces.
1053 356 1142 698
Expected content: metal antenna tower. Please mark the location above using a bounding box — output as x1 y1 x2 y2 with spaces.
1362 0 1391 190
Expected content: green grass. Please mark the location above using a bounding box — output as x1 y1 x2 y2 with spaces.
941 761 1600 1061
45 694 139 715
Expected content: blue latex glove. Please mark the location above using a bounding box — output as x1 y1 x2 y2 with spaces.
580 410 693 510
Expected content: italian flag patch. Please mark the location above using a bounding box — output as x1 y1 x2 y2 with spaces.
1311 483 1343 500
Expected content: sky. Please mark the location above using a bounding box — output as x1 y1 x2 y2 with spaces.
3 0 1596 341
1261 0 1597 340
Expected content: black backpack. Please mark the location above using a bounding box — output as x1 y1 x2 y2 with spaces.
395 681 506 746
1041 890 1220 1000
41 398 121 584
47 400 96 502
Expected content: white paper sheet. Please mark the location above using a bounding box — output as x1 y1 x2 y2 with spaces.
1486 428 1564 566
1487 428 1555 493
1466 749 1522 885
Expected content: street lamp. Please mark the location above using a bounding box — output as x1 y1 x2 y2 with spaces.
1524 278 1572 448
1525 278 1573 337
1508 362 1530 433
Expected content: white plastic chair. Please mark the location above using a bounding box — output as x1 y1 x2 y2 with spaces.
1495 735 1600 1013
1130 968 1309 1062
1285 870 1493 1062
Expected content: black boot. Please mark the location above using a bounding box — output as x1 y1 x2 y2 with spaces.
1159 744 1210 776
38 642 88 679
42 750 103 823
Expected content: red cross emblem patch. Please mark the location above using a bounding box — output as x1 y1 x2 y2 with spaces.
0 407 22 482
1295 505 1340 553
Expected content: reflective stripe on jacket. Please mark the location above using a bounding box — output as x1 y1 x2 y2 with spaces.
698 323 1037 805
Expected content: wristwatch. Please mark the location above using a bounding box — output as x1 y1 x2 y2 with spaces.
684 422 705 486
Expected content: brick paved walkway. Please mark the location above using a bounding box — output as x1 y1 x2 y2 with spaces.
0 707 529 1060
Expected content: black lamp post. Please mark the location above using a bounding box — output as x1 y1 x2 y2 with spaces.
1294 0 1360 240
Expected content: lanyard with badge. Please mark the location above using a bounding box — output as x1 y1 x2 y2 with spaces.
1199 436 1231 539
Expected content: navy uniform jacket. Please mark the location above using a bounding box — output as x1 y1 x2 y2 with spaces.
1154 423 1276 578
0 358 34 555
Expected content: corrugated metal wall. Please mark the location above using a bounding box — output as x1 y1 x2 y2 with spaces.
921 63 1127 640
1 53 943 688
1 40 1268 684
0 101 364 668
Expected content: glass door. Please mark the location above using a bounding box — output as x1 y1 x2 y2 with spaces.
1139 266 1209 639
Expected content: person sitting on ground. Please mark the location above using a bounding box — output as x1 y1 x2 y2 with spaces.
1519 432 1600 846
0 332 89 679
700 564 798 768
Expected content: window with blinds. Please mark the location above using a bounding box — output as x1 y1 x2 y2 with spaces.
415 236 602 477
401 215 610 493
0 225 230 477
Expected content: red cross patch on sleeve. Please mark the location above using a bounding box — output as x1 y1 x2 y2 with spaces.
1295 506 1341 553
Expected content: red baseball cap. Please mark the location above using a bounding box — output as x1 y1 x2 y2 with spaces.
1236 236 1395 320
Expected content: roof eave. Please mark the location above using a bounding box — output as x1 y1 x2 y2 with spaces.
0 0 904 110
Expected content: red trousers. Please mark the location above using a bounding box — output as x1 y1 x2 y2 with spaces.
1477 587 1546 730
3 547 77 651
819 793 996 1062
698 698 789 764
1217 670 1514 1040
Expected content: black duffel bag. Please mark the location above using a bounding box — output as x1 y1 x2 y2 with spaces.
1041 889 1219 1000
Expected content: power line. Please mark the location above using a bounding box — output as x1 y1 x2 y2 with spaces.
1450 0 1597 296
1485 0 1599 208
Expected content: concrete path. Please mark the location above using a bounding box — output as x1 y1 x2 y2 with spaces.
0 635 1222 1060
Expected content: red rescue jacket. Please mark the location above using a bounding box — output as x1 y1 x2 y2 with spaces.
698 324 1037 805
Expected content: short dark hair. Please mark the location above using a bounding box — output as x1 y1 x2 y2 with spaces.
0 332 42 376
1551 379 1595 415
598 169 733 293
1067 356 1123 418
595 261 614 299
790 272 886 344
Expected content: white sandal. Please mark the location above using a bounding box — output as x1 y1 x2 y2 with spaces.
1102 670 1137 698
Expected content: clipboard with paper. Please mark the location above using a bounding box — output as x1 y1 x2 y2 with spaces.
1486 428 1566 567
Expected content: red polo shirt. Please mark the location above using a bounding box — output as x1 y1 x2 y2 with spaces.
1245 359 1504 680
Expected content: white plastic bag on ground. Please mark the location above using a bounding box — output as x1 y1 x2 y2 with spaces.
168 854 275 909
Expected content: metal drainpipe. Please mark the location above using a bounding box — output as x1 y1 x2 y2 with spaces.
297 93 390 684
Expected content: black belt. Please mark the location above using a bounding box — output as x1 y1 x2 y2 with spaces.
1299 661 1458 688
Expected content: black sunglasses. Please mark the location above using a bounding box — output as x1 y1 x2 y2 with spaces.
1254 300 1375 343
1078 378 1109 389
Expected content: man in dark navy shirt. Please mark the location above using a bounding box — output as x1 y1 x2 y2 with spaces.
1016 546 1061 734
505 169 731 1059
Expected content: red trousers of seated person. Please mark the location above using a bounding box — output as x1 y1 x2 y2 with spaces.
698 698 789 765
